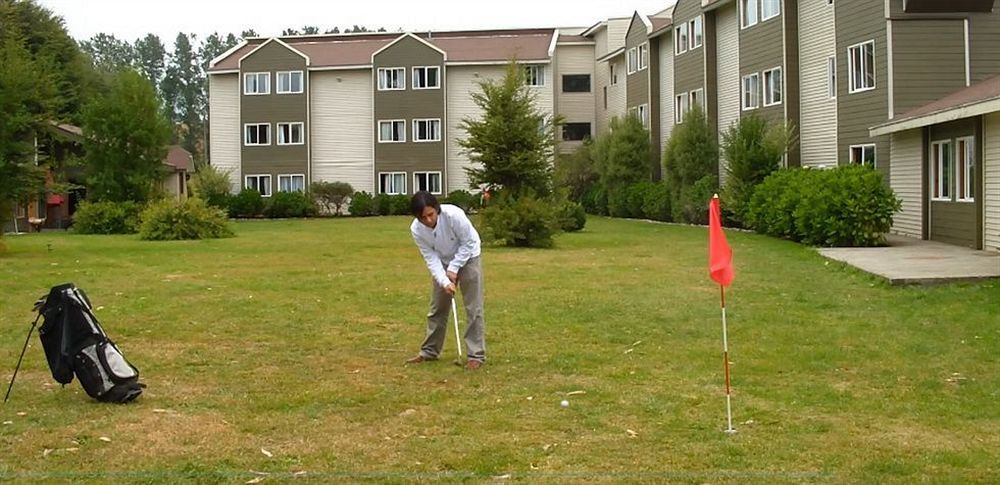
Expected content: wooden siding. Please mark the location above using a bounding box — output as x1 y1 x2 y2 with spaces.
969 9 1000 83
797 0 838 167
446 66 507 192
310 70 374 193
782 0 801 166
716 2 740 183
739 4 785 124
985 112 1000 251
625 13 650 110
607 18 631 53
928 118 979 247
208 74 241 192
595 59 612 136
673 0 706 98
891 19 966 116
608 57 627 126
555 44 597 153
836 0 889 179
658 33 675 156
889 129 923 238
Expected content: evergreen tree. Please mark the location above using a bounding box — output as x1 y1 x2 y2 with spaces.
324 27 341 34
162 33 202 155
240 29 258 39
721 114 796 226
592 114 652 194
133 33 166 89
79 33 134 72
301 26 320 35
82 70 171 203
662 104 719 224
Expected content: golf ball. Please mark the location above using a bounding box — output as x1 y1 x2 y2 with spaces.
560 400 569 408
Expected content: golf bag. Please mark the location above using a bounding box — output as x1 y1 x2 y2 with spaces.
37 283 143 403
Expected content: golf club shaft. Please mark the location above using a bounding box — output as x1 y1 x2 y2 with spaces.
451 298 462 358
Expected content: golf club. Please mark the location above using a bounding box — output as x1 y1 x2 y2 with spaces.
451 297 463 364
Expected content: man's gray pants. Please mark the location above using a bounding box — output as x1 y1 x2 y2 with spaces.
419 256 486 362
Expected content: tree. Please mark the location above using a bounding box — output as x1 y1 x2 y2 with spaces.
240 29 258 39
82 70 171 203
555 138 598 203
310 181 354 215
301 26 320 35
721 114 797 226
161 33 203 157
592 114 652 195
79 33 134 72
662 103 719 224
281 28 300 36
324 27 341 34
133 34 166 90
188 163 232 209
460 62 560 198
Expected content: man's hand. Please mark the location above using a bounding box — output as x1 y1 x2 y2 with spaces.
445 283 457 296
447 271 458 283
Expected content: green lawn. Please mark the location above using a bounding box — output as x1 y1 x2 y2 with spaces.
1 217 997 483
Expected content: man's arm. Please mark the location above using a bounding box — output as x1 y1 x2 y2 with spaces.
412 227 453 289
446 209 481 275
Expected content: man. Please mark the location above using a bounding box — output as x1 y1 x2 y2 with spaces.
406 191 486 370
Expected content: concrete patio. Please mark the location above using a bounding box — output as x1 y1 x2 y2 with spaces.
817 234 1000 285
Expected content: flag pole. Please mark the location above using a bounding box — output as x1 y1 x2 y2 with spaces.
721 284 735 433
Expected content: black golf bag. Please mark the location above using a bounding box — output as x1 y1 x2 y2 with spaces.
37 283 143 403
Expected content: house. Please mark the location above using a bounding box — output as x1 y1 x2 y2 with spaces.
162 145 193 199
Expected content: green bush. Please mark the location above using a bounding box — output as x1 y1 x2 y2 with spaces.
480 194 560 248
640 183 672 222
72 200 143 234
372 193 393 216
593 115 653 194
444 190 480 212
311 181 354 215
229 189 265 218
555 140 599 202
581 186 608 215
747 166 901 247
673 175 719 225
663 104 719 224
555 198 587 232
348 191 375 216
139 198 234 240
721 114 796 227
264 191 315 218
189 165 233 210
390 194 410 215
607 188 630 218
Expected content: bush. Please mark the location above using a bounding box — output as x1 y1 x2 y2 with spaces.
555 198 587 232
348 191 375 216
640 183 672 222
390 194 410 215
581 186 608 215
72 201 143 234
189 165 233 210
593 115 652 194
444 190 480 212
663 103 719 224
229 189 265 218
264 191 315 218
139 198 234 240
480 194 560 248
721 114 796 227
311 181 354 215
607 187 630 218
747 166 901 247
673 175 719 225
373 193 393 216
555 140 599 202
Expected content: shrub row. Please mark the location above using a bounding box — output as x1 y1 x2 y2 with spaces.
582 182 672 222
73 199 233 241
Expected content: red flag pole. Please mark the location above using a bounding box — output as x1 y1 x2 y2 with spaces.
720 285 735 434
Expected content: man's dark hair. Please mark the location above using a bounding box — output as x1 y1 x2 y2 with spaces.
410 191 441 217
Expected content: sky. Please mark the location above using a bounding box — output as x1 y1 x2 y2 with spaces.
36 0 676 45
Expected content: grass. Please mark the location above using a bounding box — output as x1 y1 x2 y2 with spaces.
0 216 997 483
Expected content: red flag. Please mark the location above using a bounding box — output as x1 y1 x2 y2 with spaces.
708 195 734 287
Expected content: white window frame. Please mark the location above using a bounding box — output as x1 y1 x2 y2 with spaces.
690 88 704 109
378 120 406 143
277 174 306 193
638 43 649 71
413 171 443 195
243 72 270 95
849 143 877 168
675 24 689 55
931 140 953 201
245 174 272 197
637 103 649 128
377 67 405 91
690 16 703 50
412 66 440 90
412 118 442 142
956 136 975 203
244 123 271 146
379 172 406 195
675 94 689 124
742 73 760 110
741 0 759 28
276 71 303 94
525 65 545 87
761 0 781 21
276 122 304 145
827 56 837 99
627 47 638 73
763 67 782 106
848 40 876 93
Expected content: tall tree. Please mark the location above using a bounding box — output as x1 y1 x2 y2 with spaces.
198 32 240 166
79 33 134 72
301 26 320 35
82 70 171 203
161 32 202 155
240 29 258 39
281 28 300 36
133 33 166 89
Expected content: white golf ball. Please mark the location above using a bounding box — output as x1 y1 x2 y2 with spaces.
560 400 569 408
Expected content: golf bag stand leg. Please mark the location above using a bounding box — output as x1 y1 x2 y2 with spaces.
4 312 43 404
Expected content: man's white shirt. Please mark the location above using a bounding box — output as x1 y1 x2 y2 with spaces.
410 204 481 288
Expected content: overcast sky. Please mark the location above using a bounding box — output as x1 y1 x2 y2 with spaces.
36 0 676 45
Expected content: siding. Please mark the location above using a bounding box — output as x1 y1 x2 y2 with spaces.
208 73 241 192
310 70 374 193
985 112 1000 251
446 65 508 192
673 0 706 97
608 56 627 125
889 129 923 238
797 0 838 167
970 9 1000 83
607 18 631 53
928 118 978 247
596 59 612 136
739 5 785 124
657 32 674 154
891 19 966 116
716 2 740 183
625 14 650 110
555 44 597 153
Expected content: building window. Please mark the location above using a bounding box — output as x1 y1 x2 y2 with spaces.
675 24 689 55
378 120 405 143
638 104 649 128
848 40 875 93
412 119 441 142
763 67 782 106
562 122 592 141
761 0 781 21
627 47 638 73
414 172 442 194
850 144 876 168
276 122 304 145
603 86 608 109
245 174 272 197
690 16 703 49
931 140 952 200
243 72 270 95
525 65 545 86
675 94 689 123
377 67 405 90
379 172 406 195
610 64 618 85
827 56 837 98
563 74 591 93
244 123 270 146
277 174 305 192
742 73 760 110
690 88 704 109
741 0 759 28
957 137 975 202
413 66 440 89
638 43 649 70
276 71 303 94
